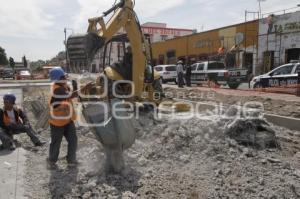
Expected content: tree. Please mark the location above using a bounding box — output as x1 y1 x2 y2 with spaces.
22 55 28 68
0 46 8 65
30 59 46 70
9 57 15 69
49 51 66 65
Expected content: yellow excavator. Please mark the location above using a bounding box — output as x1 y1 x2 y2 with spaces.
67 0 162 102
66 0 164 172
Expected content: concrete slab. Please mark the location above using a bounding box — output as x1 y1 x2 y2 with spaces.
0 148 27 199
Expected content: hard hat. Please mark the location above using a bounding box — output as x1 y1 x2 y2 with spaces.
177 60 183 64
49 67 66 81
3 94 16 104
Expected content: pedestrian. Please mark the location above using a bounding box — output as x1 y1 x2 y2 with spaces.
0 94 45 150
176 60 184 88
185 62 192 87
47 67 91 168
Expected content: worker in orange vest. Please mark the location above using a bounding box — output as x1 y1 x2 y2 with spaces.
47 67 91 168
0 94 45 150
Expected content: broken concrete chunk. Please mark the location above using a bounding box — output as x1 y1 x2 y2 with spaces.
225 118 279 149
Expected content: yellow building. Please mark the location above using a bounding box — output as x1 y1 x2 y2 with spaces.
152 20 258 73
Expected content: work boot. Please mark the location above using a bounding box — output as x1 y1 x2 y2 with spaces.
46 158 58 170
1 140 15 151
0 143 15 151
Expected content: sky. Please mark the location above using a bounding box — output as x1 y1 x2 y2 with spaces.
0 0 299 61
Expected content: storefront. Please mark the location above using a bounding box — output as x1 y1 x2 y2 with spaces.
257 11 300 75
152 20 258 73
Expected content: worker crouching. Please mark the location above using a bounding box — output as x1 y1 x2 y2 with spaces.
0 94 45 150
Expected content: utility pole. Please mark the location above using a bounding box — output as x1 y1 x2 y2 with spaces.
64 28 73 72
258 0 266 18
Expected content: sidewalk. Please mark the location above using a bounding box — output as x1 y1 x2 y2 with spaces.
0 148 27 199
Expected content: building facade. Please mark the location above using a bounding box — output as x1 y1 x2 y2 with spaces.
89 22 195 73
257 11 300 75
151 20 258 74
141 22 195 43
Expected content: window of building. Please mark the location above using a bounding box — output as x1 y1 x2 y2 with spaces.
166 50 176 64
161 35 168 41
158 54 165 65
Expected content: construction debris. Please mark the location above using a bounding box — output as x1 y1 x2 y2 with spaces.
3 86 298 198
225 118 279 149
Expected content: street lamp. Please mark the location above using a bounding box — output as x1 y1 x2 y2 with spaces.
258 0 267 18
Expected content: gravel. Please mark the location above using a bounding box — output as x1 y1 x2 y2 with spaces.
15 86 300 198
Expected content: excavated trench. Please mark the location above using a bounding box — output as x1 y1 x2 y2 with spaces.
6 86 300 198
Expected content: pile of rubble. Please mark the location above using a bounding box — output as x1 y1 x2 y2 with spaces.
19 87 300 198
65 112 300 198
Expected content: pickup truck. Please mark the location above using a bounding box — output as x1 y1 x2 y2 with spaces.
189 61 248 89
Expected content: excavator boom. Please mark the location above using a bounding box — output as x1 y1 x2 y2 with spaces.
67 0 151 97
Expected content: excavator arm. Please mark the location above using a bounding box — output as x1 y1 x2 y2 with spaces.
67 0 152 98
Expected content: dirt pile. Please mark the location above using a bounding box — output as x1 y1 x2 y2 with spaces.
64 112 300 198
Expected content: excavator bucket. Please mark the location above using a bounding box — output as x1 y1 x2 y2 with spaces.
81 99 136 173
81 99 136 150
67 32 106 65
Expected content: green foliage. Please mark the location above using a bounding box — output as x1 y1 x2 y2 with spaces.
9 57 15 68
0 46 9 65
22 55 28 68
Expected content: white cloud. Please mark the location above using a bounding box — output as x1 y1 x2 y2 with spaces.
74 0 185 31
0 0 60 38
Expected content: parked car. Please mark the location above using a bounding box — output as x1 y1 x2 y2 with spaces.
189 61 248 89
16 70 32 80
250 61 300 88
2 68 15 79
154 65 177 84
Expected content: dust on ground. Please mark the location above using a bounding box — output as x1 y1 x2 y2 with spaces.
12 86 300 198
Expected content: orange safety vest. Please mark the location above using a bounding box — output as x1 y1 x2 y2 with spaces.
49 83 76 127
2 108 22 126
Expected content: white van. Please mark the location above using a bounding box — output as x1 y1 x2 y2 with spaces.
154 65 177 84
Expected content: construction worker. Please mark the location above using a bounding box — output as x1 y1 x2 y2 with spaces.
47 67 91 167
185 61 192 87
0 94 45 149
176 60 184 88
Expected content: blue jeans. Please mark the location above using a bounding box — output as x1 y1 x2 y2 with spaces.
49 121 77 163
